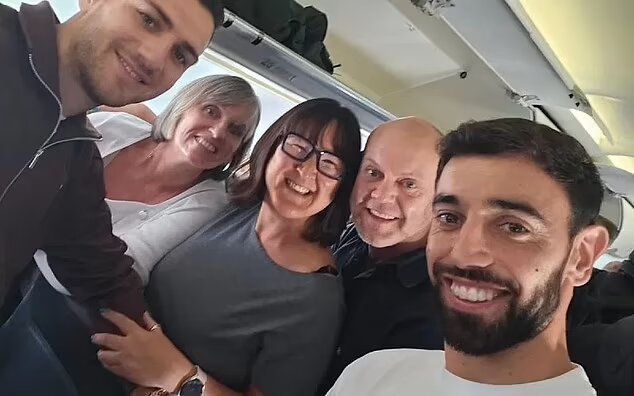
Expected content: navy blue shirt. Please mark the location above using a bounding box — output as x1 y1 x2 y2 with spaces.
318 225 443 394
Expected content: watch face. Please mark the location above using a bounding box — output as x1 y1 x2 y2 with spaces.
180 379 204 396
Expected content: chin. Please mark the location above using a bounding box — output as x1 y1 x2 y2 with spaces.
275 206 316 220
356 229 399 248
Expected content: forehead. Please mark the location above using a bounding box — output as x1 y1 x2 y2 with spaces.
317 122 338 152
436 155 571 219
148 0 215 54
363 129 438 177
289 119 340 152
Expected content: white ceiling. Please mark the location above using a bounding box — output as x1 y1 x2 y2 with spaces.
296 0 634 255
298 0 532 131
297 0 461 101
510 0 634 173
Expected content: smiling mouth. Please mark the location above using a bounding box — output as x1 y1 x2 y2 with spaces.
450 282 498 302
117 53 146 85
195 136 217 153
445 276 510 303
286 178 311 195
367 208 398 221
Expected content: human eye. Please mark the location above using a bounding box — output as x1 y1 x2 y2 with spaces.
436 212 461 226
500 222 529 235
366 167 381 178
139 12 158 30
203 105 220 118
402 179 417 190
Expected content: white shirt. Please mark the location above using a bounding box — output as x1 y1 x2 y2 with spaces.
326 349 597 396
37 112 229 290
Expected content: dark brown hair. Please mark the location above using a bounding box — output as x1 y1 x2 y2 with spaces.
200 0 225 33
228 98 362 246
437 118 604 236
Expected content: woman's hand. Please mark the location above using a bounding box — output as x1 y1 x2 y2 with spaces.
92 310 193 392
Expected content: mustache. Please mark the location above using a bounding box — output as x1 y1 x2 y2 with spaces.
433 263 519 294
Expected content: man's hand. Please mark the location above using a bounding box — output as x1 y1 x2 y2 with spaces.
91 310 193 392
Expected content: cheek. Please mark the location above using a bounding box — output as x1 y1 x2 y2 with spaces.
172 125 190 144
270 151 297 174
426 230 452 259
264 153 286 187
351 182 368 205
319 179 340 200
158 72 181 93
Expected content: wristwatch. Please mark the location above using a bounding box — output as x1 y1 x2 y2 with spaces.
177 365 208 396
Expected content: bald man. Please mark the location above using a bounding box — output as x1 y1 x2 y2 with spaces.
318 118 445 392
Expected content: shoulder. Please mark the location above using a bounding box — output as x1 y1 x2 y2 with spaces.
353 348 442 369
89 111 152 153
333 225 369 275
147 181 229 222
334 223 360 250
332 349 442 391
0 4 18 28
173 179 228 206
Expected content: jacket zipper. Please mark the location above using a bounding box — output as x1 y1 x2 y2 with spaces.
1 54 64 205
29 136 103 169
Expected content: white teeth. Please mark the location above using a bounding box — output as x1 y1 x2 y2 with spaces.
369 209 397 220
119 56 143 83
286 179 310 195
196 137 217 153
450 282 498 302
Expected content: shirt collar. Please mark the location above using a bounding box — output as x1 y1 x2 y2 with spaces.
342 227 429 288
19 2 61 98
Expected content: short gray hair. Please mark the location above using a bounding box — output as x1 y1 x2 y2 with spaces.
152 75 261 180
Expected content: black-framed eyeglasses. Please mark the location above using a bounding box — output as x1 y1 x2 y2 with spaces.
281 133 346 180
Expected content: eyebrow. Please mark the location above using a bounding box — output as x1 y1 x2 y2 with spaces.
488 199 546 222
362 157 379 167
362 157 418 178
433 193 459 206
147 0 199 61
433 195 546 223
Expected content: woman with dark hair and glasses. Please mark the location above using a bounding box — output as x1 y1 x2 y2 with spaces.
92 98 363 396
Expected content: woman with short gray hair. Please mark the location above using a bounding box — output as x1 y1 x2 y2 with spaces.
37 75 261 287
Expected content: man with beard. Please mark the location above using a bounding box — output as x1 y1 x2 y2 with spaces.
0 0 223 327
326 118 622 395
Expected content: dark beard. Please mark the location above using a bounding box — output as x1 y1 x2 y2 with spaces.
433 263 564 356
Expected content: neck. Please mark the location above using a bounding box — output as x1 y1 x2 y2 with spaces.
255 199 307 244
369 234 427 261
139 140 204 191
445 316 574 385
57 23 96 116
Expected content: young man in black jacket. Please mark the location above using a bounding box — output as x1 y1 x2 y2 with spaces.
0 0 223 326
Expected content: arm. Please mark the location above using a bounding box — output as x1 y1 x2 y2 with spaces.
92 311 258 396
42 142 144 326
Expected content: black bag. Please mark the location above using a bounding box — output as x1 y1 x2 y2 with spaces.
224 0 337 74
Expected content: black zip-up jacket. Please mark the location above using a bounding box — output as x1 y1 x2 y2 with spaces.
0 2 144 326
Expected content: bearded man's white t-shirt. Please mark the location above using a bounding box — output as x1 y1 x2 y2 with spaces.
326 349 596 396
